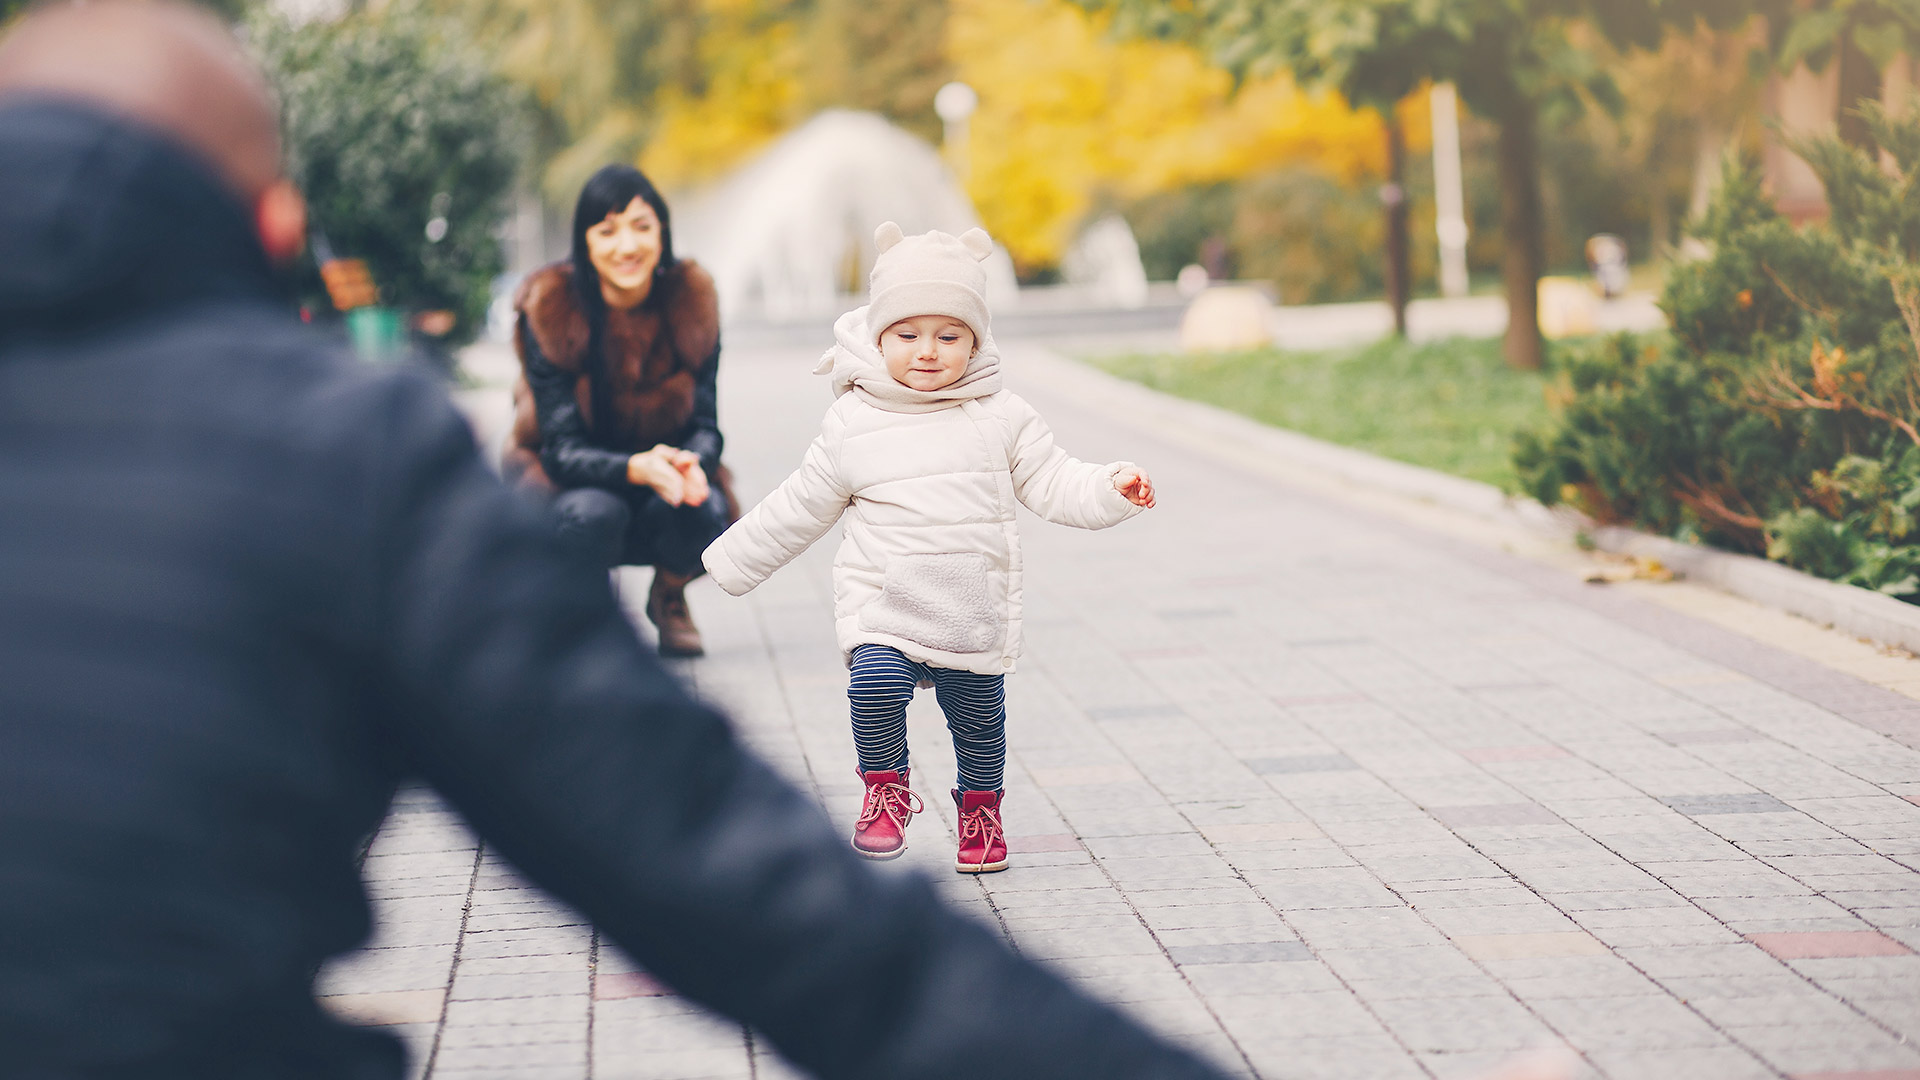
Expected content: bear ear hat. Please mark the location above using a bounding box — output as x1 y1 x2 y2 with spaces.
959 227 993 261
874 221 905 253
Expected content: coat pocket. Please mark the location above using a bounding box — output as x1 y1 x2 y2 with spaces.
858 552 997 654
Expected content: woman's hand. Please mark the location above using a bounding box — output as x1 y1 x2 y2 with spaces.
675 450 710 507
1113 466 1155 509
627 445 708 507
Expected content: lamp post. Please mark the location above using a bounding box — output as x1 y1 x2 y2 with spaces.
1430 82 1471 299
934 80 978 183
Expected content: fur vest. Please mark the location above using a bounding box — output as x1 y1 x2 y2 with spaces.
504 259 720 491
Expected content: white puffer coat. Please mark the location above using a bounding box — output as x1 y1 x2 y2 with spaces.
701 308 1143 675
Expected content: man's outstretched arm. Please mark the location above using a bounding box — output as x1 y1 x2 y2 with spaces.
356 371 1231 1080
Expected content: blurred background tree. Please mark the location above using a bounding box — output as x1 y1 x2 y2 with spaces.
23 0 1893 353
1075 0 1785 370
1 0 247 23
947 0 1392 276
428 0 1393 283
1553 21 1767 265
1774 0 1920 149
417 0 1810 320
423 0 701 203
438 0 949 204
803 0 952 145
253 5 527 345
634 0 948 191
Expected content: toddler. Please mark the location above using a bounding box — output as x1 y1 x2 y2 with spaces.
702 223 1154 872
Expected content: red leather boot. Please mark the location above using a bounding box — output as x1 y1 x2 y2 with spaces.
851 769 921 860
953 789 1009 873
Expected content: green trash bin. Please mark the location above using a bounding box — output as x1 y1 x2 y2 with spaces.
344 305 406 363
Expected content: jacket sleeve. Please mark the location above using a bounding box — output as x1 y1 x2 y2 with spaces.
357 373 1226 1080
675 342 724 469
520 318 631 491
1003 393 1145 530
701 408 850 596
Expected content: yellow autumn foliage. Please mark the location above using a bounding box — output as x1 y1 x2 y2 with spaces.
620 0 1421 270
638 0 957 189
951 0 1415 267
640 13 805 190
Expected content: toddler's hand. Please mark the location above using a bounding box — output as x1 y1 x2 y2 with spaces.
1114 467 1155 508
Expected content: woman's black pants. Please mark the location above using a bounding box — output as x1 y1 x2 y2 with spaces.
551 484 731 577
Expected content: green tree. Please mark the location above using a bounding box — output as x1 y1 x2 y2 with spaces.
253 7 527 345
1773 0 1920 149
433 0 713 201
1075 0 1773 370
632 0 951 191
801 0 951 144
442 0 948 197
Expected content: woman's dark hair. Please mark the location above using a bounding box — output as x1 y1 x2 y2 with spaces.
568 164 675 441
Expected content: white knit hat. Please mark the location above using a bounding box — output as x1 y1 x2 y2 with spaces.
866 221 994 345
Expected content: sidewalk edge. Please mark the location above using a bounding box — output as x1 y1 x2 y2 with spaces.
1016 345 1920 656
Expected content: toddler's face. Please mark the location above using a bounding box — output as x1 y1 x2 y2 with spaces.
880 315 975 392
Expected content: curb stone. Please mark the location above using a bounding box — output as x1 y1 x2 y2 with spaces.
1017 344 1920 657
1585 524 1920 655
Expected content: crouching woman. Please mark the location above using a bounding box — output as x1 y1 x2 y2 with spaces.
502 164 735 656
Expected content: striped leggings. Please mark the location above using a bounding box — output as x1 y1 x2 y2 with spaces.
848 643 1007 792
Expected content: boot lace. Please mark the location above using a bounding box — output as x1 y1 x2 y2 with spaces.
957 801 1004 865
857 779 923 830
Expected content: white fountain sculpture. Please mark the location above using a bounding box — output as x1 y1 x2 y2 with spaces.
1062 213 1149 309
671 110 1020 324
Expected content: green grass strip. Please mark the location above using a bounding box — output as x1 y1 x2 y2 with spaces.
1091 337 1552 490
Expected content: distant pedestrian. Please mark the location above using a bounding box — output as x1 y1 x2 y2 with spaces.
703 222 1156 873
501 164 734 656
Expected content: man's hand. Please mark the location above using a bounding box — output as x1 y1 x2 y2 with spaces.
1113 467 1155 509
627 445 708 507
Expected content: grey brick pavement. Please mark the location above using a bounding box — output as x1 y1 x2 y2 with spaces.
320 343 1920 1079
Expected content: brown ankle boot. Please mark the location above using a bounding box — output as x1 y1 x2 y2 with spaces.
646 571 705 657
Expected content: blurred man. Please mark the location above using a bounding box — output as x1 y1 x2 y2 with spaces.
0 3 1232 1076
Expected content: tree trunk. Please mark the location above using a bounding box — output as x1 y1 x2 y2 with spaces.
1837 20 1883 150
1383 114 1410 337
1495 99 1545 371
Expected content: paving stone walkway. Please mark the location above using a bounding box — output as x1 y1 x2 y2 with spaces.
322 341 1920 1080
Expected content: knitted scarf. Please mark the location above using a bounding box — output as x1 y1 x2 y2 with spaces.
812 306 1002 414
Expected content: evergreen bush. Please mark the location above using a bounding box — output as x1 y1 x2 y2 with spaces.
252 8 527 346
1515 102 1920 599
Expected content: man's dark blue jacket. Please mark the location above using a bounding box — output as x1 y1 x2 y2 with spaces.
0 100 1227 1079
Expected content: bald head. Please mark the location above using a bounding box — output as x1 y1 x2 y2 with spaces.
0 0 281 198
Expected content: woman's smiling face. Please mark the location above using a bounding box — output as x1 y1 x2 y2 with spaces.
584 196 662 305
879 315 975 391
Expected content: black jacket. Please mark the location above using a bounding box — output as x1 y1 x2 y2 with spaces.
0 100 1228 1079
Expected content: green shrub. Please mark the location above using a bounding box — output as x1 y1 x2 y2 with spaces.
253 7 527 346
1515 102 1920 599
1127 182 1236 282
